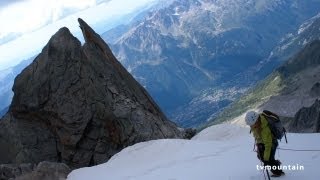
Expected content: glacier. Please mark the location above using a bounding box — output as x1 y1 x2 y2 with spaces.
68 123 320 180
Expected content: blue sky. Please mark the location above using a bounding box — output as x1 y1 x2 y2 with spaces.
0 0 157 70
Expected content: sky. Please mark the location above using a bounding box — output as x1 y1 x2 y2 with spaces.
0 0 107 43
0 0 157 70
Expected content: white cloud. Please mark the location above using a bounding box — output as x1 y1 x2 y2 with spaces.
0 0 103 41
0 0 157 70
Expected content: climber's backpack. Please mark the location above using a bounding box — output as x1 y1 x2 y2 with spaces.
262 110 288 143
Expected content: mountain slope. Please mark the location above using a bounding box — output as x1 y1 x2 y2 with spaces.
1 0 320 128
103 0 320 127
67 124 320 180
265 13 320 64
289 99 320 133
0 58 34 111
209 40 320 127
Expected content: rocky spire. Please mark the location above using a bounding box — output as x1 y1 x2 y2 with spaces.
0 18 183 169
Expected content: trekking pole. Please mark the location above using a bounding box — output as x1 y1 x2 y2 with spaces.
259 159 270 180
260 161 267 180
283 128 288 143
265 168 271 180
256 146 270 180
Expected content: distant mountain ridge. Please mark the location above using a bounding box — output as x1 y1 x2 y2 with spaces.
256 13 320 73
208 39 320 131
1 0 320 128
0 58 34 111
103 0 320 127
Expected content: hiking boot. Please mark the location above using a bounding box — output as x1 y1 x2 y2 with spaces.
271 171 285 177
274 159 282 165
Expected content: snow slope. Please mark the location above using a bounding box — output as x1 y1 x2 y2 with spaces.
68 124 320 180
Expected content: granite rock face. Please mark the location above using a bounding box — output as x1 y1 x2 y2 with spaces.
0 162 70 180
15 162 71 180
0 163 35 180
0 18 183 169
288 99 320 133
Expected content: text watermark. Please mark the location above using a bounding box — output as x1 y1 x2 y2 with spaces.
257 164 304 171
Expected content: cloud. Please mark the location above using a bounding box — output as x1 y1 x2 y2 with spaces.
0 0 156 70
0 0 110 44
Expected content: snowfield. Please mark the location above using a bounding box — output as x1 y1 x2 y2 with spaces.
68 124 320 180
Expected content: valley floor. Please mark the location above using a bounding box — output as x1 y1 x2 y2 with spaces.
68 124 320 180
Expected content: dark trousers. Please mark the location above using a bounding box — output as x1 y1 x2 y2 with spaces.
257 140 283 175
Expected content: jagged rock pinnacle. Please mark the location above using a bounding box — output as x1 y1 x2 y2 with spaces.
0 19 183 169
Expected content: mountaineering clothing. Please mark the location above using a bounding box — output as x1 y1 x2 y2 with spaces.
250 114 284 176
251 115 273 161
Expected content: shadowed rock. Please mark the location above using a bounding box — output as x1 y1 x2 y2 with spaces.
0 18 183 170
0 163 35 179
310 82 320 97
0 162 70 180
288 99 320 132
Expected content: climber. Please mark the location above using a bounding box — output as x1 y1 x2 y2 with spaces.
245 111 285 177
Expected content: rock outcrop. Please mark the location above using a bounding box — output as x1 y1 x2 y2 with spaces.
310 82 320 97
288 99 320 132
0 162 70 180
0 163 35 180
0 18 183 170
